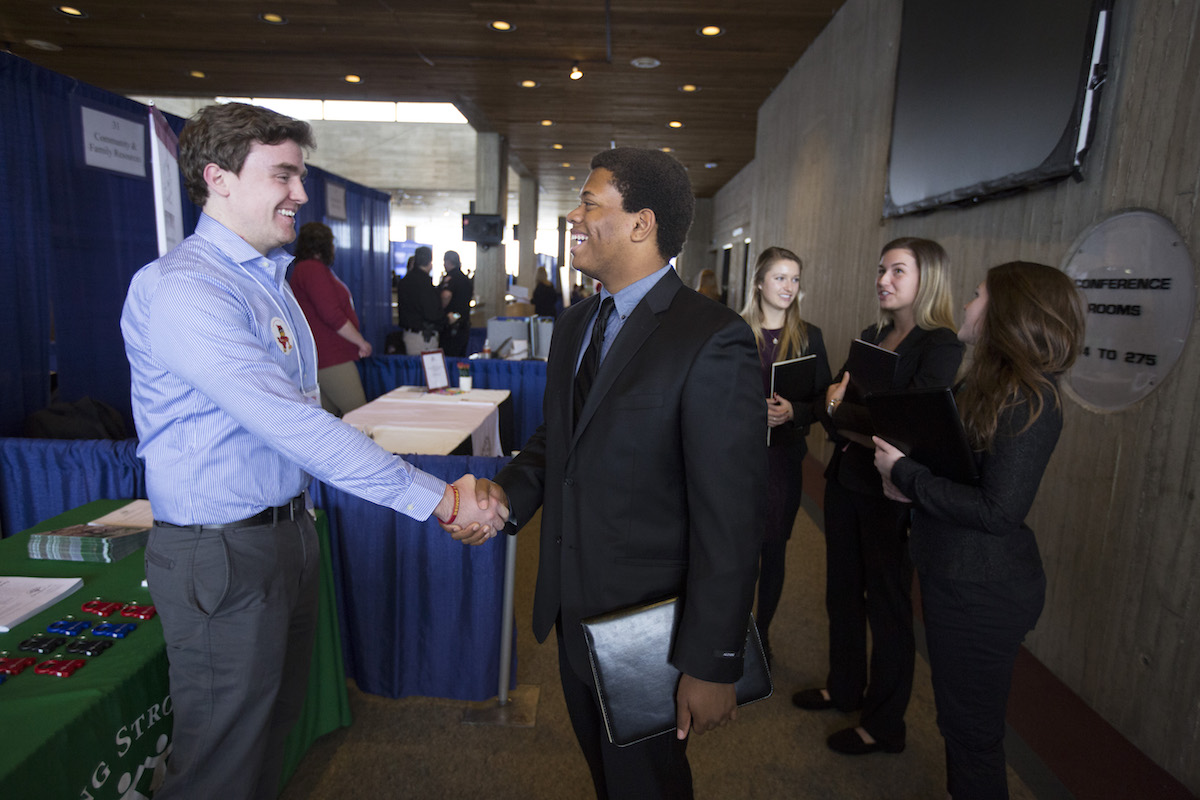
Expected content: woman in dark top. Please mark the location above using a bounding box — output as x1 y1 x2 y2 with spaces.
532 266 558 318
740 247 831 664
874 262 1084 799
793 237 963 757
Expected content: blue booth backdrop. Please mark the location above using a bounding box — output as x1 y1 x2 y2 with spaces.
0 53 393 437
0 437 516 701
0 53 536 702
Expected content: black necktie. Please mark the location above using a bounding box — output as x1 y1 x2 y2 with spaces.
574 296 615 424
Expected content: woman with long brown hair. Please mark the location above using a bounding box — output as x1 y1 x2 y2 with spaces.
740 246 831 664
873 261 1085 798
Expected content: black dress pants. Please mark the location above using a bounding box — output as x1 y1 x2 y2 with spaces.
921 572 1045 800
822 478 915 747
557 626 693 799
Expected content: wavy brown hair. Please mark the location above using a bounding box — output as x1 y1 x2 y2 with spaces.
179 102 315 207
741 246 809 359
957 261 1085 450
294 221 334 264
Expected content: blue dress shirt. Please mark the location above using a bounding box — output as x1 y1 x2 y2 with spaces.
575 264 674 373
121 214 446 525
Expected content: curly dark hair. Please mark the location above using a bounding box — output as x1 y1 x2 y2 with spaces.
179 102 315 207
590 148 695 262
294 222 335 264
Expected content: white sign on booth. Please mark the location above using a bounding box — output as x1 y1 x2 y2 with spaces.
80 106 145 178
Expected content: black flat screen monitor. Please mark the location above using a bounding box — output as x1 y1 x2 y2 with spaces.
462 213 504 245
883 0 1111 217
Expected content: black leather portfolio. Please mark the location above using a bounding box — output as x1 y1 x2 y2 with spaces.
845 338 899 402
866 385 980 483
580 596 773 747
769 354 817 404
769 354 818 445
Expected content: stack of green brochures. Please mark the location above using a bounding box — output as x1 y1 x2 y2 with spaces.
27 524 150 563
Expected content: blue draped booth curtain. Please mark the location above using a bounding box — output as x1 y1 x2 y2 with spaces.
0 53 393 437
0 437 516 701
0 53 522 701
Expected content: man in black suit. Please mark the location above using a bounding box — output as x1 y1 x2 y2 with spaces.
466 147 766 798
438 249 473 356
396 245 443 354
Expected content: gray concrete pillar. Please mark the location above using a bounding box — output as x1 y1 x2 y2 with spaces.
474 132 509 321
518 174 538 290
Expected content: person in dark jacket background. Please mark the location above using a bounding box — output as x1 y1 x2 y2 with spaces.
439 249 473 355
396 245 443 354
532 265 559 318
739 245 830 665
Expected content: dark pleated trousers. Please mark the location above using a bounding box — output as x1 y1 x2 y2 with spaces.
823 478 915 746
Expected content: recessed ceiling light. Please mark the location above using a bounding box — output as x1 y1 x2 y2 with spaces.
551 143 564 150
344 74 362 83
630 56 661 69
55 5 86 18
679 84 700 93
25 39 63 51
705 162 719 169
189 69 207 79
490 20 513 32
561 162 571 168
667 120 684 129
569 62 583 80
698 25 724 37
568 176 576 181
259 12 287 25
540 119 554 127
660 147 673 153
519 79 539 88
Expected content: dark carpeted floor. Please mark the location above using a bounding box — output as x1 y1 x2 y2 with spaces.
279 506 1041 800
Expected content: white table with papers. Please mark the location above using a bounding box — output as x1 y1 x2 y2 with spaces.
343 386 511 456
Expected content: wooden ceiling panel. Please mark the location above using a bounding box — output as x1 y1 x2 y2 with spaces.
2 0 845 212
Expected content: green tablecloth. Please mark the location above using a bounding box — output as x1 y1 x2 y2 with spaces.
0 500 352 798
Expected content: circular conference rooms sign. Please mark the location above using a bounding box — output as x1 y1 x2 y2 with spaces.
1063 209 1197 412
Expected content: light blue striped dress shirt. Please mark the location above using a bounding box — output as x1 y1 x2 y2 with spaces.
121 214 446 525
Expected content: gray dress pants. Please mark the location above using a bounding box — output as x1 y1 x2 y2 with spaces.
144 509 319 799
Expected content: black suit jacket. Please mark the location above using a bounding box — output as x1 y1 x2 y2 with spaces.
496 269 767 684
396 268 442 333
823 322 965 495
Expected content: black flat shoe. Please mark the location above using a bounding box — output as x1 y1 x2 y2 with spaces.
826 727 905 755
791 688 835 710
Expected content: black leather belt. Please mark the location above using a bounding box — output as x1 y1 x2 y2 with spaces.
155 493 306 530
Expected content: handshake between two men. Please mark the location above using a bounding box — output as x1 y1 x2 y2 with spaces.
435 475 511 545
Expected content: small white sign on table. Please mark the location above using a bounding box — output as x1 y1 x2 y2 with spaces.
421 349 450 391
